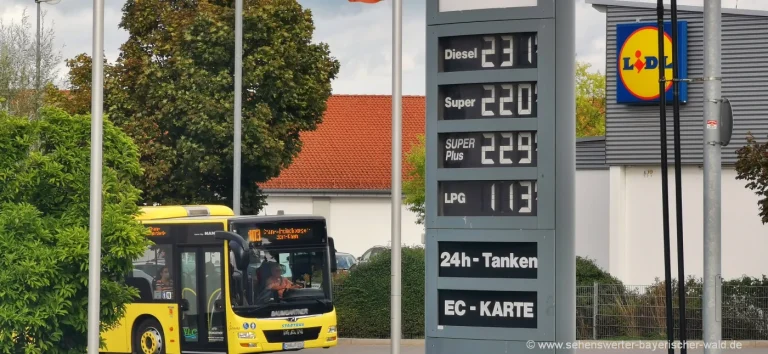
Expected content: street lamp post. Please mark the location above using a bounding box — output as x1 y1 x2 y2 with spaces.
34 0 60 120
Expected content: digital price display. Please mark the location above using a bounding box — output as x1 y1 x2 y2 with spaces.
438 241 538 278
439 289 537 328
440 82 537 120
439 131 537 168
439 33 537 72
439 180 537 217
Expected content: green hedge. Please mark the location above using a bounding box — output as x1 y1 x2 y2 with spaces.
333 246 424 338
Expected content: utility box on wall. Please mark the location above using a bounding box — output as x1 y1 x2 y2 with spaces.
424 1 576 353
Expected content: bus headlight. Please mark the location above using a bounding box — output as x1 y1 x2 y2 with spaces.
238 332 255 339
328 326 337 333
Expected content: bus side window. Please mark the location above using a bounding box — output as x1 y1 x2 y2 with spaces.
127 244 175 302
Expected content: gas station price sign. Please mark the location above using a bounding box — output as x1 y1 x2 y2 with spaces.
439 131 537 168
439 33 538 72
439 180 538 217
426 0 574 350
440 82 538 120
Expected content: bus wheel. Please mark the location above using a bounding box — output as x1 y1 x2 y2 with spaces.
133 318 166 354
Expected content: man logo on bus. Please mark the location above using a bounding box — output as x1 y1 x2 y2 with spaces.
618 26 674 101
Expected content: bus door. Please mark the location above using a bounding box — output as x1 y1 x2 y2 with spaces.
178 246 227 352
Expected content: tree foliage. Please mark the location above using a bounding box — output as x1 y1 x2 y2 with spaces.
401 61 606 224
403 135 426 224
735 133 768 224
576 61 606 137
45 53 111 116
0 8 62 118
0 107 150 352
62 0 340 214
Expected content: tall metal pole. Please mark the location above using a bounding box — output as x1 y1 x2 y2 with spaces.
86 0 105 352
233 0 243 216
703 0 722 353
670 2 688 352
35 0 41 120
390 0 402 353
655 2 675 353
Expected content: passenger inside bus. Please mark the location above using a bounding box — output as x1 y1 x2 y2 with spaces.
154 266 174 300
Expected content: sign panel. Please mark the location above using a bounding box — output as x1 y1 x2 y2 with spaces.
439 131 538 168
438 181 538 216
438 241 538 278
439 180 538 217
440 82 538 120
616 21 688 104
426 0 573 351
438 289 538 328
439 33 537 72
439 0 538 12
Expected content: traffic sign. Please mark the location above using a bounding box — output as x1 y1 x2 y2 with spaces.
425 1 575 353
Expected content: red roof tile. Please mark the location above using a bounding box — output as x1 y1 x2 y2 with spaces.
260 94 425 191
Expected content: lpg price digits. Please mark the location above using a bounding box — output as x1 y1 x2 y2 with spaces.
440 180 538 217
440 131 537 168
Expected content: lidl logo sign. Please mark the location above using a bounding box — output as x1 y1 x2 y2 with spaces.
616 21 688 104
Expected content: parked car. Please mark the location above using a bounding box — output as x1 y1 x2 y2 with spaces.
335 252 357 273
357 245 389 264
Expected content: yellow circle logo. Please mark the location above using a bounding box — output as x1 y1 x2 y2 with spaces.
618 26 673 100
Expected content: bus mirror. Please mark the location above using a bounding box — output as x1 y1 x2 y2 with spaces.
328 237 338 273
215 231 250 271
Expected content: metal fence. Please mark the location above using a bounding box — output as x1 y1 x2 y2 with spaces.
333 284 768 340
577 283 768 340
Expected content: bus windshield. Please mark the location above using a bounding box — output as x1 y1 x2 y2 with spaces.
231 246 332 318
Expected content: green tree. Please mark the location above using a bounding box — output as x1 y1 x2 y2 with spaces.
576 61 606 137
44 53 112 116
403 135 426 224
735 133 768 224
402 61 606 224
0 8 62 118
63 0 340 214
0 107 150 352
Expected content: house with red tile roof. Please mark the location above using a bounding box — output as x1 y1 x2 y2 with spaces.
258 95 427 258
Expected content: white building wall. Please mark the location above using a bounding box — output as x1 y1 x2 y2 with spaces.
261 196 314 215
261 195 424 258
615 166 768 285
575 169 611 271
328 198 424 258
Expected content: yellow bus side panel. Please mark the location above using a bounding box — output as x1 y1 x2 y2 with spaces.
101 303 181 353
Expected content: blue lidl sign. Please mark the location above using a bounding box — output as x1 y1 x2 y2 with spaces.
616 21 688 104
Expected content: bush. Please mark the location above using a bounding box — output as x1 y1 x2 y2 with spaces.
334 247 425 338
0 108 150 352
577 256 623 285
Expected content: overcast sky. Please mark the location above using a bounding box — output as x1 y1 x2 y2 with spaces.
1 0 764 95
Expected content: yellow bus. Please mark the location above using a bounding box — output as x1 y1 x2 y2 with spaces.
101 205 339 353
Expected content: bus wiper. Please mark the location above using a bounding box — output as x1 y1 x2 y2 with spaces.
283 296 328 306
232 304 272 312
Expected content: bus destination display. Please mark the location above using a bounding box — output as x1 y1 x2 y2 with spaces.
439 180 537 216
439 241 538 278
439 33 538 72
439 131 537 168
440 82 537 120
238 222 325 246
438 289 537 328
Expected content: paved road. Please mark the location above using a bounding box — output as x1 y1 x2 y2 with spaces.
304 342 766 354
